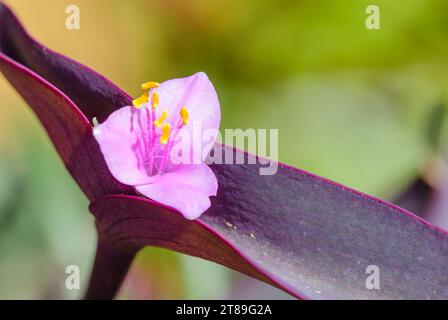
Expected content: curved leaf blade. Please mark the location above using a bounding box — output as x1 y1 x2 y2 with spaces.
0 3 130 122
90 146 448 299
0 2 133 199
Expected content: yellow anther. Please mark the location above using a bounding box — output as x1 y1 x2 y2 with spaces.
153 110 168 128
160 123 171 145
141 81 160 91
152 91 159 109
132 92 149 108
180 107 189 126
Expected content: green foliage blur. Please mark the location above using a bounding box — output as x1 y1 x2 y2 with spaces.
0 0 447 299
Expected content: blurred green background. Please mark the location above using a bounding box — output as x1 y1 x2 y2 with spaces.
1 0 448 299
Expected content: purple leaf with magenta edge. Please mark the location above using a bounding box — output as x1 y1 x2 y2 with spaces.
1 2 448 299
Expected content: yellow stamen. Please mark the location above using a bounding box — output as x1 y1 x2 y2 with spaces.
141 81 160 91
180 107 189 126
132 92 149 108
152 91 159 109
154 110 168 128
160 123 171 145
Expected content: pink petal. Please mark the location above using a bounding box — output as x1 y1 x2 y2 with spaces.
93 106 155 186
135 164 218 220
156 72 221 162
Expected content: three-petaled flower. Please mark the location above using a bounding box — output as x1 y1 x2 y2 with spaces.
93 72 220 219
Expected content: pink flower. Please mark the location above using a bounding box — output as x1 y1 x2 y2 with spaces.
93 72 220 219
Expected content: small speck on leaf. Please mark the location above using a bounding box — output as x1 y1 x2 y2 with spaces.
225 221 236 230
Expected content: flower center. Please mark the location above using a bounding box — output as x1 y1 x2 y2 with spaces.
132 81 189 177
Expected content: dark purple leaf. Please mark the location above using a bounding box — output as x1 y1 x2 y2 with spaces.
0 3 133 199
0 3 129 123
89 151 448 299
2 2 448 299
